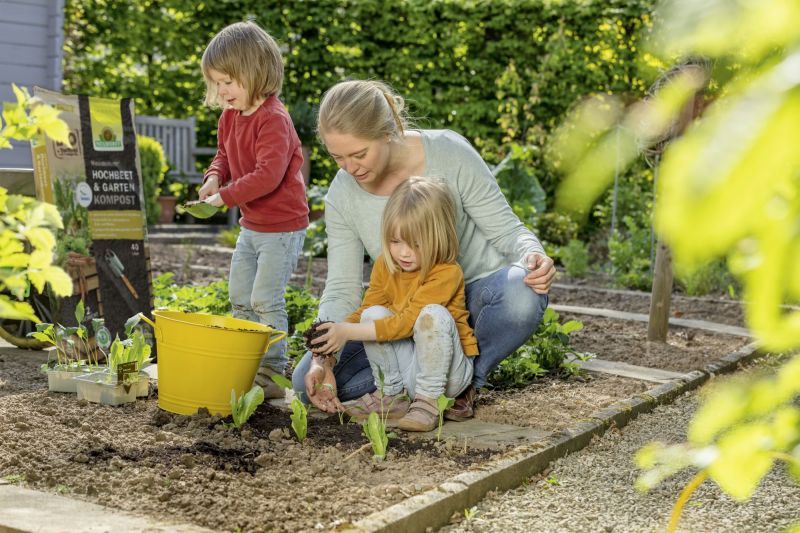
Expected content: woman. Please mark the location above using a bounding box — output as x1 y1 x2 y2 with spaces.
291 79 556 419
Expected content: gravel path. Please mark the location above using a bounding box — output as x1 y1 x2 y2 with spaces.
441 380 800 532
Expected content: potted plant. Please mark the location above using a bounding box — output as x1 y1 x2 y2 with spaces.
75 315 152 405
138 135 171 225
31 299 105 393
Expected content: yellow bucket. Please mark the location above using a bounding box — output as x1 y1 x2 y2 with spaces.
139 311 286 416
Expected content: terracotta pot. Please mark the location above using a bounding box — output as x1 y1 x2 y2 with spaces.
158 195 178 224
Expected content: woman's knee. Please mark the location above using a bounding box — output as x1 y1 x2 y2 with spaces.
503 268 547 323
361 305 392 322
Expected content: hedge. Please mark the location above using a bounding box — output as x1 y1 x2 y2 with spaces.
64 0 656 196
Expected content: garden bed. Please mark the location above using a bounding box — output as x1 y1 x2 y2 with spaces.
0 242 756 532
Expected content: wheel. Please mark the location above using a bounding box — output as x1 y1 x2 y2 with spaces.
0 291 54 349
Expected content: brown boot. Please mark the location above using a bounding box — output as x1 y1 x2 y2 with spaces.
397 395 439 432
444 385 476 421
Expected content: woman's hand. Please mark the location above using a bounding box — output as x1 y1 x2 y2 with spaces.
524 253 556 294
310 322 352 355
304 357 343 414
198 175 220 200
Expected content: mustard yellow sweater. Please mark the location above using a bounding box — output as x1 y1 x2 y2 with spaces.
346 255 479 356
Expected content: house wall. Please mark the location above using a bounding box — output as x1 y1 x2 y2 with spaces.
0 0 65 169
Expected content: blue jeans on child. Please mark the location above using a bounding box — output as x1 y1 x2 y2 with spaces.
229 227 305 373
292 265 548 400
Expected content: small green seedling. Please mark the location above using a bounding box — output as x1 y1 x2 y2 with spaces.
270 374 309 442
464 506 478 520
360 366 399 460
229 385 264 429
545 474 560 486
363 411 388 460
290 398 308 442
436 394 455 441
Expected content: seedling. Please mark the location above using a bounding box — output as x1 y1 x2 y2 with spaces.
31 298 107 371
270 374 309 442
363 411 388 460
107 321 152 385
290 398 308 443
228 385 264 429
360 366 400 461
464 506 478 520
545 474 560 486
436 394 455 442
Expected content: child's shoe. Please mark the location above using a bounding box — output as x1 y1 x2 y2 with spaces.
344 391 409 421
396 395 439 432
254 367 286 400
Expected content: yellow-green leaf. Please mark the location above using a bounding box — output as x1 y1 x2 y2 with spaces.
0 297 38 322
43 266 73 297
30 105 70 145
22 227 55 252
688 382 747 445
707 423 774 501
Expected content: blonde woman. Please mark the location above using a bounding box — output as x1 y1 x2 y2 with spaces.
197 21 308 398
310 177 476 431
292 79 555 420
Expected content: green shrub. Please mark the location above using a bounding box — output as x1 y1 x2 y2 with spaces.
559 239 590 278
534 211 580 247
488 308 585 389
152 273 231 315
675 259 736 297
138 135 168 225
64 0 655 192
285 285 320 366
217 226 240 248
608 216 653 290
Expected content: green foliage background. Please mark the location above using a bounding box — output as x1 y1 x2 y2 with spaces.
63 0 655 200
137 135 169 225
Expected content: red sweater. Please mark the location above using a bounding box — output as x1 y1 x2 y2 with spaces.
204 95 309 232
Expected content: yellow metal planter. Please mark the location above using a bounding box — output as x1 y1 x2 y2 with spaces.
139 311 285 416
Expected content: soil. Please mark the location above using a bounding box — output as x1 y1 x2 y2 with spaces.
0 242 755 532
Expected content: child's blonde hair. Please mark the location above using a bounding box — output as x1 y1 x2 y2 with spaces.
201 21 284 108
381 176 458 278
317 80 410 142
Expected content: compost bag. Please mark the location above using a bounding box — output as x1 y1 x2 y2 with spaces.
31 87 153 343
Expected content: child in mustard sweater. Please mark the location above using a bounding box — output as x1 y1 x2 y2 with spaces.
310 176 476 431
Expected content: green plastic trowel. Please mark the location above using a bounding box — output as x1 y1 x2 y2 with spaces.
177 200 219 219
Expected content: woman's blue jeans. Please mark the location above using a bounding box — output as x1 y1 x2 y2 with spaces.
291 265 549 400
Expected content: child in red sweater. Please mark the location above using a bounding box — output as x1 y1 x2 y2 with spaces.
198 21 309 398
310 177 476 431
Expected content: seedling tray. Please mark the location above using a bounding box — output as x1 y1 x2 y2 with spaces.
74 371 138 406
46 368 86 393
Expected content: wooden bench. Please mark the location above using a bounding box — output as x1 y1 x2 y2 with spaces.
134 115 216 184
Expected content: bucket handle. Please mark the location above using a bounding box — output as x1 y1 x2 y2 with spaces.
267 329 287 348
138 313 162 343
